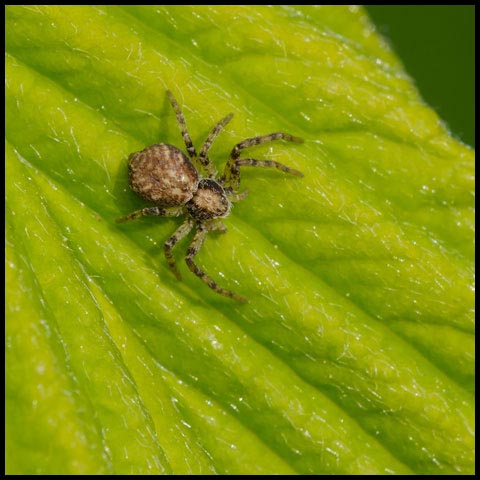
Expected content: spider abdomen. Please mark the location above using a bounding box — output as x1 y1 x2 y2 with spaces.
128 143 199 206
186 179 230 220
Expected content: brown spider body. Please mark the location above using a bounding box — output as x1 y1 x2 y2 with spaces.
117 90 304 302
129 144 198 206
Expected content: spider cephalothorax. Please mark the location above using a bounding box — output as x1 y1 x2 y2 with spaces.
117 90 304 302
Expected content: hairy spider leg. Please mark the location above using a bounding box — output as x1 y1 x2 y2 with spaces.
226 189 249 203
236 158 303 176
222 132 304 190
164 218 194 280
198 112 234 178
116 206 184 223
206 219 228 234
185 225 247 303
167 90 198 161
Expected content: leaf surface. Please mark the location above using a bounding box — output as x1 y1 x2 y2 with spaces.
5 5 474 474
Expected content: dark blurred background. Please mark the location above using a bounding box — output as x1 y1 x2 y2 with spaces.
366 5 475 148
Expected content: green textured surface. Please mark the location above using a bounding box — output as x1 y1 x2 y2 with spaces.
5 5 474 474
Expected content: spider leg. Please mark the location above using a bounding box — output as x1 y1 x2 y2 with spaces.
164 218 194 280
237 158 303 176
116 206 183 223
222 132 303 190
167 90 198 160
198 113 234 178
226 189 249 203
206 219 228 234
185 226 247 302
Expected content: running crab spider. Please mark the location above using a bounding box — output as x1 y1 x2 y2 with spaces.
117 90 304 302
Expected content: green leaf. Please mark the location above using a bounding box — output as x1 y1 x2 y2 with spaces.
5 5 474 475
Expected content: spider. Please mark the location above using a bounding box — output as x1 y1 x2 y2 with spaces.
117 90 304 302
